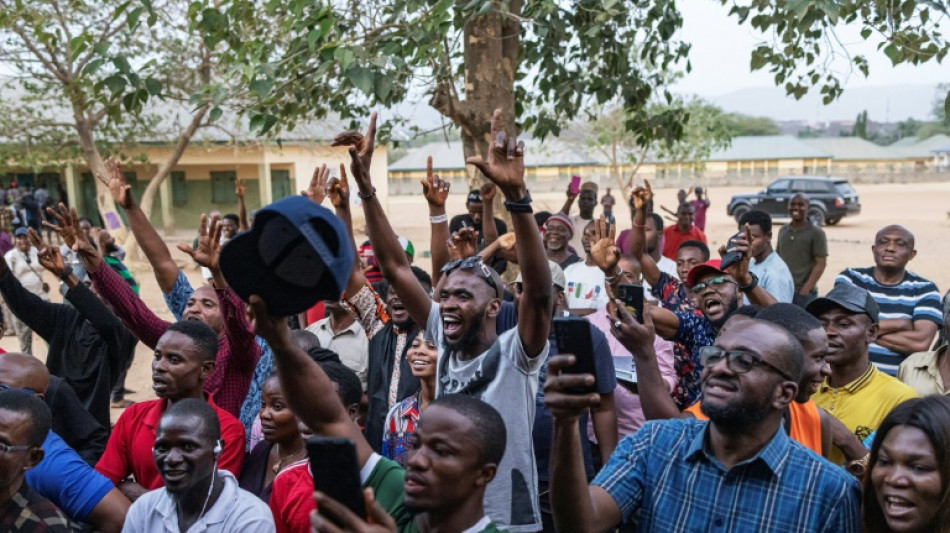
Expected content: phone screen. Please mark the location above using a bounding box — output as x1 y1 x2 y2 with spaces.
307 436 365 523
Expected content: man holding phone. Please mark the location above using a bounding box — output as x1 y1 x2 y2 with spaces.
348 109 553 532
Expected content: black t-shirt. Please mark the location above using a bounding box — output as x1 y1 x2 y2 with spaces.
448 214 507 246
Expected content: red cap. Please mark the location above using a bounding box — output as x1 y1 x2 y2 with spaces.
686 259 724 288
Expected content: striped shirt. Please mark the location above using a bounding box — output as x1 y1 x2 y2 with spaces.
836 268 943 375
593 418 860 532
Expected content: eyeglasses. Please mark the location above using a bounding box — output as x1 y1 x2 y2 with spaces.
690 276 736 293
0 442 32 455
441 256 501 298
699 346 795 381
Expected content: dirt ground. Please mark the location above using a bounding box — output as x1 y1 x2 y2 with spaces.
5 180 949 423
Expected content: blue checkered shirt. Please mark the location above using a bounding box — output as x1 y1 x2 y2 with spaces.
593 418 860 532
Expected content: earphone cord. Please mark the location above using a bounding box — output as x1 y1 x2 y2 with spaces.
179 459 217 525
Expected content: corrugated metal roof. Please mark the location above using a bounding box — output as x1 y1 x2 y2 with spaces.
389 138 602 171
799 137 903 160
888 134 950 158
706 136 830 161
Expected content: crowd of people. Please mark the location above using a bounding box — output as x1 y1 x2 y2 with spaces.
0 109 947 533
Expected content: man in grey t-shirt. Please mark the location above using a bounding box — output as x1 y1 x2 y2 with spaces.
353 110 553 532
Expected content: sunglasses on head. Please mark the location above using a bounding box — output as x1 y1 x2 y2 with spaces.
691 276 736 293
441 256 501 298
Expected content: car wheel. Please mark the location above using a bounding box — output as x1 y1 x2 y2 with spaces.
732 204 750 224
825 217 841 226
808 207 825 227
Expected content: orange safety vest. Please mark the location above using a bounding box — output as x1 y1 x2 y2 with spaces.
684 399 823 456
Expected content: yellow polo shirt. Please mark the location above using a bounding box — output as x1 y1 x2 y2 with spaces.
813 364 918 464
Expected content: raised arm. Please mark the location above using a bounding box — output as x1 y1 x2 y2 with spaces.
609 301 682 420
343 113 432 328
479 183 500 246
47 204 170 348
544 354 623 533
422 157 451 286
0 234 60 340
235 178 249 232
247 295 374 467
559 183 577 215
628 182 661 285
720 224 778 307
466 109 552 356
97 157 179 293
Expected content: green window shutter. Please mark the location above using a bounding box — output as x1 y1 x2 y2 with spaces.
211 171 237 203
171 171 187 206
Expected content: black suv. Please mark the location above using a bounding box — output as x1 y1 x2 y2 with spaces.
726 176 860 226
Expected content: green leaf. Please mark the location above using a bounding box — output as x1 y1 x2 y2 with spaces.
127 6 143 30
249 78 274 97
347 67 374 96
113 56 132 74
334 47 355 71
209 107 223 123
212 86 229 106
103 75 127 95
145 78 162 96
883 44 899 64
860 28 871 40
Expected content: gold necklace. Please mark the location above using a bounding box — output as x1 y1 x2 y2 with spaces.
272 445 305 473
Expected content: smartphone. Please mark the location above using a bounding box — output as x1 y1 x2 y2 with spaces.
719 231 745 270
553 315 597 394
307 436 365 523
569 175 581 196
617 283 644 323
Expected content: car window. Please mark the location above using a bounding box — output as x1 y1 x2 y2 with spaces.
834 182 856 195
767 180 790 193
800 181 828 193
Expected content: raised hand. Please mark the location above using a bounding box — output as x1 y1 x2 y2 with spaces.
589 216 619 273
719 223 753 285
543 354 600 422
332 112 377 195
43 202 80 251
235 178 246 199
630 179 653 212
29 228 66 276
95 157 134 210
607 299 657 355
327 164 350 210
495 231 518 263
311 488 396 533
480 182 497 203
565 182 578 201
302 164 330 205
465 109 526 199
448 227 478 259
177 213 223 270
420 156 450 208
246 294 292 340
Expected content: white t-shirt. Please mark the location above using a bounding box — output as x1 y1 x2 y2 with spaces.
122 470 274 532
644 256 679 302
428 302 545 533
563 262 608 311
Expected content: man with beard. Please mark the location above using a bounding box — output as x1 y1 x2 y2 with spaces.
95 322 246 501
835 225 942 375
560 181 598 254
807 283 918 465
122 399 273 532
542 213 581 269
546 318 861 532
347 110 553 532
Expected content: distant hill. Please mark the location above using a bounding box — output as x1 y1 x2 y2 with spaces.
709 84 938 122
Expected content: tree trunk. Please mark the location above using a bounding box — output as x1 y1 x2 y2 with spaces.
430 3 522 221
74 120 128 241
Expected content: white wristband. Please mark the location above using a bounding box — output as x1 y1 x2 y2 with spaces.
429 214 448 224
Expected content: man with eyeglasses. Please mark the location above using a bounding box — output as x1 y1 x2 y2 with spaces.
0 390 75 531
350 110 552 532
545 317 861 532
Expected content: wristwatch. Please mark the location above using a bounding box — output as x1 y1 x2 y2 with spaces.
738 272 758 293
846 454 870 478
58 265 73 282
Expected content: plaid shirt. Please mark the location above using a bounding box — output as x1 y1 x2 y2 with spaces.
89 265 259 417
594 419 860 532
0 483 77 532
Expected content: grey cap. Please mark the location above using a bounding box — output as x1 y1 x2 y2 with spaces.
806 283 880 324
516 260 566 291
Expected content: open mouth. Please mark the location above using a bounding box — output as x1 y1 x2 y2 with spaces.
442 315 462 337
882 495 916 518
162 470 188 482
703 297 723 316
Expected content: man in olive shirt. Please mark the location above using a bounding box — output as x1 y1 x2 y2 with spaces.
777 193 828 307
898 302 950 396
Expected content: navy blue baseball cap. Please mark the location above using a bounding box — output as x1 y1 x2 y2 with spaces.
219 195 354 317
